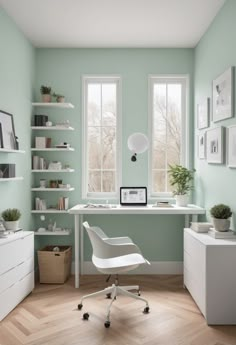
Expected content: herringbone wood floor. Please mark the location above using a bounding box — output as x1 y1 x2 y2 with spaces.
0 275 236 345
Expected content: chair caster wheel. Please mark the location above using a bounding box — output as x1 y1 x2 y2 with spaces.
138 290 141 296
106 293 112 299
83 312 89 320
143 306 150 314
78 303 83 310
104 321 111 328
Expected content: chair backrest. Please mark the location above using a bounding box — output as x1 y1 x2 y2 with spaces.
83 221 111 259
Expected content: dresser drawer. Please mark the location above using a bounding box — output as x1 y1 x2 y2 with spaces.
0 233 33 275
184 267 206 316
184 250 205 283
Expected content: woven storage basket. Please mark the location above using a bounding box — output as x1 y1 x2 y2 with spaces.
38 245 72 283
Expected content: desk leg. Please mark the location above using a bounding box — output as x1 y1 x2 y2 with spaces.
185 215 190 228
192 215 198 222
74 214 80 288
80 215 84 275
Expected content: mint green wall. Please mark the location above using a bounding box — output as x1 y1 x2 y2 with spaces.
0 8 35 230
194 0 236 229
35 48 194 261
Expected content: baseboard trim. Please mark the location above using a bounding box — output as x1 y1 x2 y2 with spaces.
71 261 183 275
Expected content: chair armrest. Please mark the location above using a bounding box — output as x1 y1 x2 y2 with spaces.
104 237 134 245
96 241 142 259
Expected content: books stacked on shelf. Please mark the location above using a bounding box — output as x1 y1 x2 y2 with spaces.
190 222 212 233
35 197 47 210
58 197 69 210
32 156 47 170
208 228 236 239
153 201 173 208
35 137 52 149
34 115 48 126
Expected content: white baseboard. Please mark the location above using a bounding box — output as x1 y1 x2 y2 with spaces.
71 261 183 275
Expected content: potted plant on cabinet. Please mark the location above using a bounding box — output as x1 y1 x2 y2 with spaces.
1 208 21 231
210 204 232 231
40 85 52 103
168 164 195 207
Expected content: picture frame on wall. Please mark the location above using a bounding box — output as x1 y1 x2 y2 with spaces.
206 126 224 164
0 110 17 150
197 98 210 129
212 66 234 122
198 132 206 159
0 123 3 148
227 125 236 168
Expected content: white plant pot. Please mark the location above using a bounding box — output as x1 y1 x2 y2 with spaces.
41 94 51 103
175 194 188 207
4 220 20 231
212 218 230 232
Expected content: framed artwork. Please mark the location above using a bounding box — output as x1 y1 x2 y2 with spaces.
197 98 210 129
0 123 3 148
0 110 16 150
120 187 147 206
227 125 236 168
212 67 234 122
206 127 224 164
198 132 206 159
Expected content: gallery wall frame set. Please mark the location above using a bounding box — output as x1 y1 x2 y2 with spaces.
206 126 224 164
227 125 236 168
0 110 17 150
197 98 210 129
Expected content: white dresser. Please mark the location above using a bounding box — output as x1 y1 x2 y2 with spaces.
0 231 34 321
184 228 236 325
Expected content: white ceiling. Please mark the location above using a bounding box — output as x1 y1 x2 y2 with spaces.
0 0 226 48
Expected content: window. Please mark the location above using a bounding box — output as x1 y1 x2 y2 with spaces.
149 75 188 196
82 76 121 198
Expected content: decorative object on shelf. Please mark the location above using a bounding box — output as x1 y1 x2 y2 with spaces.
55 120 71 128
212 66 234 122
0 164 15 178
32 156 47 170
190 222 212 233
34 115 48 126
0 110 17 150
35 197 47 210
49 180 58 188
46 121 53 127
40 85 52 103
127 132 149 162
48 161 62 170
47 219 56 231
227 125 236 168
210 204 232 232
53 93 65 103
198 132 206 159
168 164 195 207
197 98 210 129
208 227 235 239
55 142 70 149
35 137 52 149
40 179 47 188
206 126 224 164
1 208 21 231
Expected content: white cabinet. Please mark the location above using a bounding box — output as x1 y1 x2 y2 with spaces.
0 231 34 321
184 228 236 325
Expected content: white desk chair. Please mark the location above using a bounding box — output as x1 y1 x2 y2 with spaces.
78 221 150 328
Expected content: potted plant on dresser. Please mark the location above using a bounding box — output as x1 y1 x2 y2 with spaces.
210 204 232 231
1 208 21 231
168 164 195 207
40 85 52 102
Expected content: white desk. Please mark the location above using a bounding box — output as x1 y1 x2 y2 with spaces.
69 204 205 288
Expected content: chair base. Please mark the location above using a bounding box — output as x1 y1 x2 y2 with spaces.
78 284 149 327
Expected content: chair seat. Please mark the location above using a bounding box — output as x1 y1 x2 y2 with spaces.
93 253 149 274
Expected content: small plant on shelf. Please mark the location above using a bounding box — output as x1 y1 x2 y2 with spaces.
52 92 65 103
1 208 21 231
210 204 232 232
40 85 52 102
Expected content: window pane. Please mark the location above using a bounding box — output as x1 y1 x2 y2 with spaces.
88 84 101 126
102 127 116 169
102 171 115 192
88 171 101 192
102 84 116 126
88 127 101 169
152 171 166 193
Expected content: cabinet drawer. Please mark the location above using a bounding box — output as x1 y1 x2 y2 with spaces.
184 267 206 316
0 233 33 275
184 250 205 283
0 271 34 321
0 256 34 295
184 231 205 259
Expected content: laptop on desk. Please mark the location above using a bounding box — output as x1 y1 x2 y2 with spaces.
120 187 147 206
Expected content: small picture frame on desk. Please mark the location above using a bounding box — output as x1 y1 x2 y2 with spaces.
120 187 147 206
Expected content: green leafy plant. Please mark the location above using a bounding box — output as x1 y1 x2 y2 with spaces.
52 92 65 102
168 164 195 195
40 85 51 95
1 208 21 221
210 204 232 219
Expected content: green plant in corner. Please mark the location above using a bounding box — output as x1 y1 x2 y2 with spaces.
1 208 21 221
210 204 232 219
40 85 52 95
168 164 195 195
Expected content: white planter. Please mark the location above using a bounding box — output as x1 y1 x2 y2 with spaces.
212 218 230 232
175 194 188 207
4 220 20 231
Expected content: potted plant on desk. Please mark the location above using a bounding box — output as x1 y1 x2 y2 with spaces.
1 208 21 231
210 204 232 231
168 164 195 207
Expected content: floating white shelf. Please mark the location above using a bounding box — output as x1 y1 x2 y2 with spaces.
31 148 75 152
34 230 71 236
31 210 69 214
32 102 74 109
0 177 24 181
0 149 25 153
31 187 75 191
31 169 74 173
31 126 74 131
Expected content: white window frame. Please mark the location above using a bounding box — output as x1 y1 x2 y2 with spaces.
82 75 122 200
148 74 189 198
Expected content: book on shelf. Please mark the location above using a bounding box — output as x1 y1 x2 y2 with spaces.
208 228 236 239
58 197 69 210
191 222 212 233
